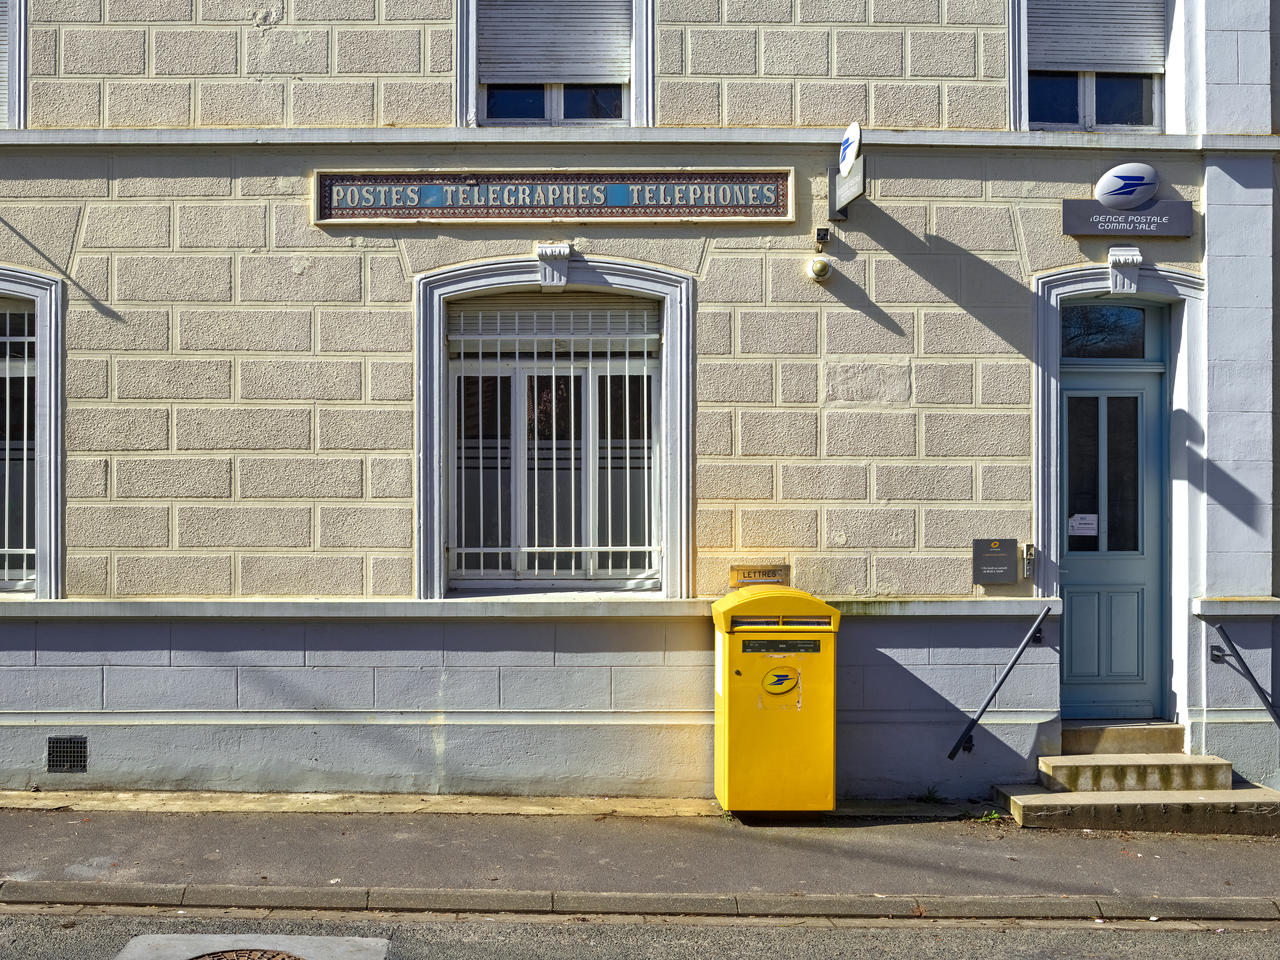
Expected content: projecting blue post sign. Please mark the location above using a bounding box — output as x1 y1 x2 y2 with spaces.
315 170 794 224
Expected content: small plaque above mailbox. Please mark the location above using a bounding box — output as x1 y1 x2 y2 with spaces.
972 539 1018 585
730 564 791 588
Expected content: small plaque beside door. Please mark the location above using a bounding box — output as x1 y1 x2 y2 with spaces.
972 540 1018 585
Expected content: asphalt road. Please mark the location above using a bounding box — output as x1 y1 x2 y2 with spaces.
3 910 1280 960
1 809 1278 898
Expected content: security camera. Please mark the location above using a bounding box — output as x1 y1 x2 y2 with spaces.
806 256 833 282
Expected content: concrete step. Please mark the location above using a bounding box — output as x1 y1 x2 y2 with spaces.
994 783 1280 835
1038 753 1234 792
1061 721 1185 755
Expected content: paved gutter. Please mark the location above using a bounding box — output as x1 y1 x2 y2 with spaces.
0 881 1277 921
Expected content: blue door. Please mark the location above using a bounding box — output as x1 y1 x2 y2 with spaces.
1058 303 1166 719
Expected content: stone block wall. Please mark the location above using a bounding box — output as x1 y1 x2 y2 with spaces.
693 148 1203 597
656 0 1009 128
0 144 1201 600
27 0 1011 130
27 0 456 128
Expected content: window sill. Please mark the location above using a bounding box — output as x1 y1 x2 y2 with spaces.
0 596 714 619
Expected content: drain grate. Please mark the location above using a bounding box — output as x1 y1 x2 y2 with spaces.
46 735 87 774
188 954 309 960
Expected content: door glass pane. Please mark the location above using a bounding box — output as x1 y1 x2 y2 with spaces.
455 375 512 571
1107 396 1140 552
1062 304 1145 359
1067 396 1100 552
527 374 582 573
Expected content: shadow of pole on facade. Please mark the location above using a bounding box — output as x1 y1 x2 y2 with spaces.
0 216 124 321
825 209 1035 359
1170 409 1266 528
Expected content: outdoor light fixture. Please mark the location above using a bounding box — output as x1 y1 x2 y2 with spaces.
806 256 832 281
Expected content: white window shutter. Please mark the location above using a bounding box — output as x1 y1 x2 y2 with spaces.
477 0 633 84
0 0 10 122
1027 0 1167 74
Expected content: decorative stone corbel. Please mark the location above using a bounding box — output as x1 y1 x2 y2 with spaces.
1108 246 1142 295
536 243 572 292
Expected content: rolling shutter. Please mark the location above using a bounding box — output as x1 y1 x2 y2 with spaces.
1028 0 1167 74
0 0 9 123
477 0 632 84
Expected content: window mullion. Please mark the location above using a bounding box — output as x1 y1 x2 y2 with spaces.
584 348 599 579
1082 72 1096 130
513 357 529 579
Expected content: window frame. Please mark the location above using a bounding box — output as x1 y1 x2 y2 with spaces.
1028 71 1163 133
0 268 63 598
478 82 632 126
458 0 654 128
418 255 693 599
445 306 662 591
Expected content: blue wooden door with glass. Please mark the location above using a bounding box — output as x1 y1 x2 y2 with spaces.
1059 303 1165 719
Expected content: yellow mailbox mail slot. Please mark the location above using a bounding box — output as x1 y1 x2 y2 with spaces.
712 584 841 812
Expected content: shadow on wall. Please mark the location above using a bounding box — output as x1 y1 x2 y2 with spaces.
824 207 1035 361
1171 409 1267 529
834 614 1061 800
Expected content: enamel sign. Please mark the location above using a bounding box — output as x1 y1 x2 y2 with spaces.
315 170 794 223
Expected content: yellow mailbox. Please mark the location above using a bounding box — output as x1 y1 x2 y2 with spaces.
712 584 841 812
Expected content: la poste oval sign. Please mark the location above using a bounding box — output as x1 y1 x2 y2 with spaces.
1094 163 1160 210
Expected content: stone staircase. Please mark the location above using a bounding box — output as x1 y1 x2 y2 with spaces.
995 721 1280 835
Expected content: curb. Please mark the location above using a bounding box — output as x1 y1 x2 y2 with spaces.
1 881 1279 921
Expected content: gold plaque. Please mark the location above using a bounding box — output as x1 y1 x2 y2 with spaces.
729 564 791 588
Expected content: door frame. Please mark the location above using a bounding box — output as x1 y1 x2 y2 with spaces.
1032 264 1205 721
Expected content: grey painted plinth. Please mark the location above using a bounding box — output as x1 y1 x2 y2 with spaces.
113 935 388 960
0 613 1061 798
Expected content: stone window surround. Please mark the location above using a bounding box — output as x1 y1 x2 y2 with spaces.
416 253 693 600
1032 262 1204 722
456 0 656 128
0 265 63 598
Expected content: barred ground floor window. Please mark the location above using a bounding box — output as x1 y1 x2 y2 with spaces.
446 292 662 590
0 302 35 589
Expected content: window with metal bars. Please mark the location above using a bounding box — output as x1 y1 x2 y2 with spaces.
0 309 34 589
446 294 661 589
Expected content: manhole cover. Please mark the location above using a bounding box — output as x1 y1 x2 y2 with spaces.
114 934 388 960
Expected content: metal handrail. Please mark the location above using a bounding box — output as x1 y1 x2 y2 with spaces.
947 605 1053 761
1209 623 1280 730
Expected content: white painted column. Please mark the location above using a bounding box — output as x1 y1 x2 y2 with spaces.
1201 155 1274 597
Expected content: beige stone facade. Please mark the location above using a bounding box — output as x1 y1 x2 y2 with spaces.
24 0 1009 130
1 140 1194 600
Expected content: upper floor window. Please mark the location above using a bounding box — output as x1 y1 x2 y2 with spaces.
1025 0 1165 131
1030 71 1159 130
461 0 653 127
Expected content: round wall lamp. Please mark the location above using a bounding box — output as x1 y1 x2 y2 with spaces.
806 256 833 282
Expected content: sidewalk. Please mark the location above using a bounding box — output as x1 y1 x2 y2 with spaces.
0 790 1277 922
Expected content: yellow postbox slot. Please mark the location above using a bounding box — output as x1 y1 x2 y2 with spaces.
712 585 840 812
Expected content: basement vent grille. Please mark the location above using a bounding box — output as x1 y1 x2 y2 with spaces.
46 735 87 774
